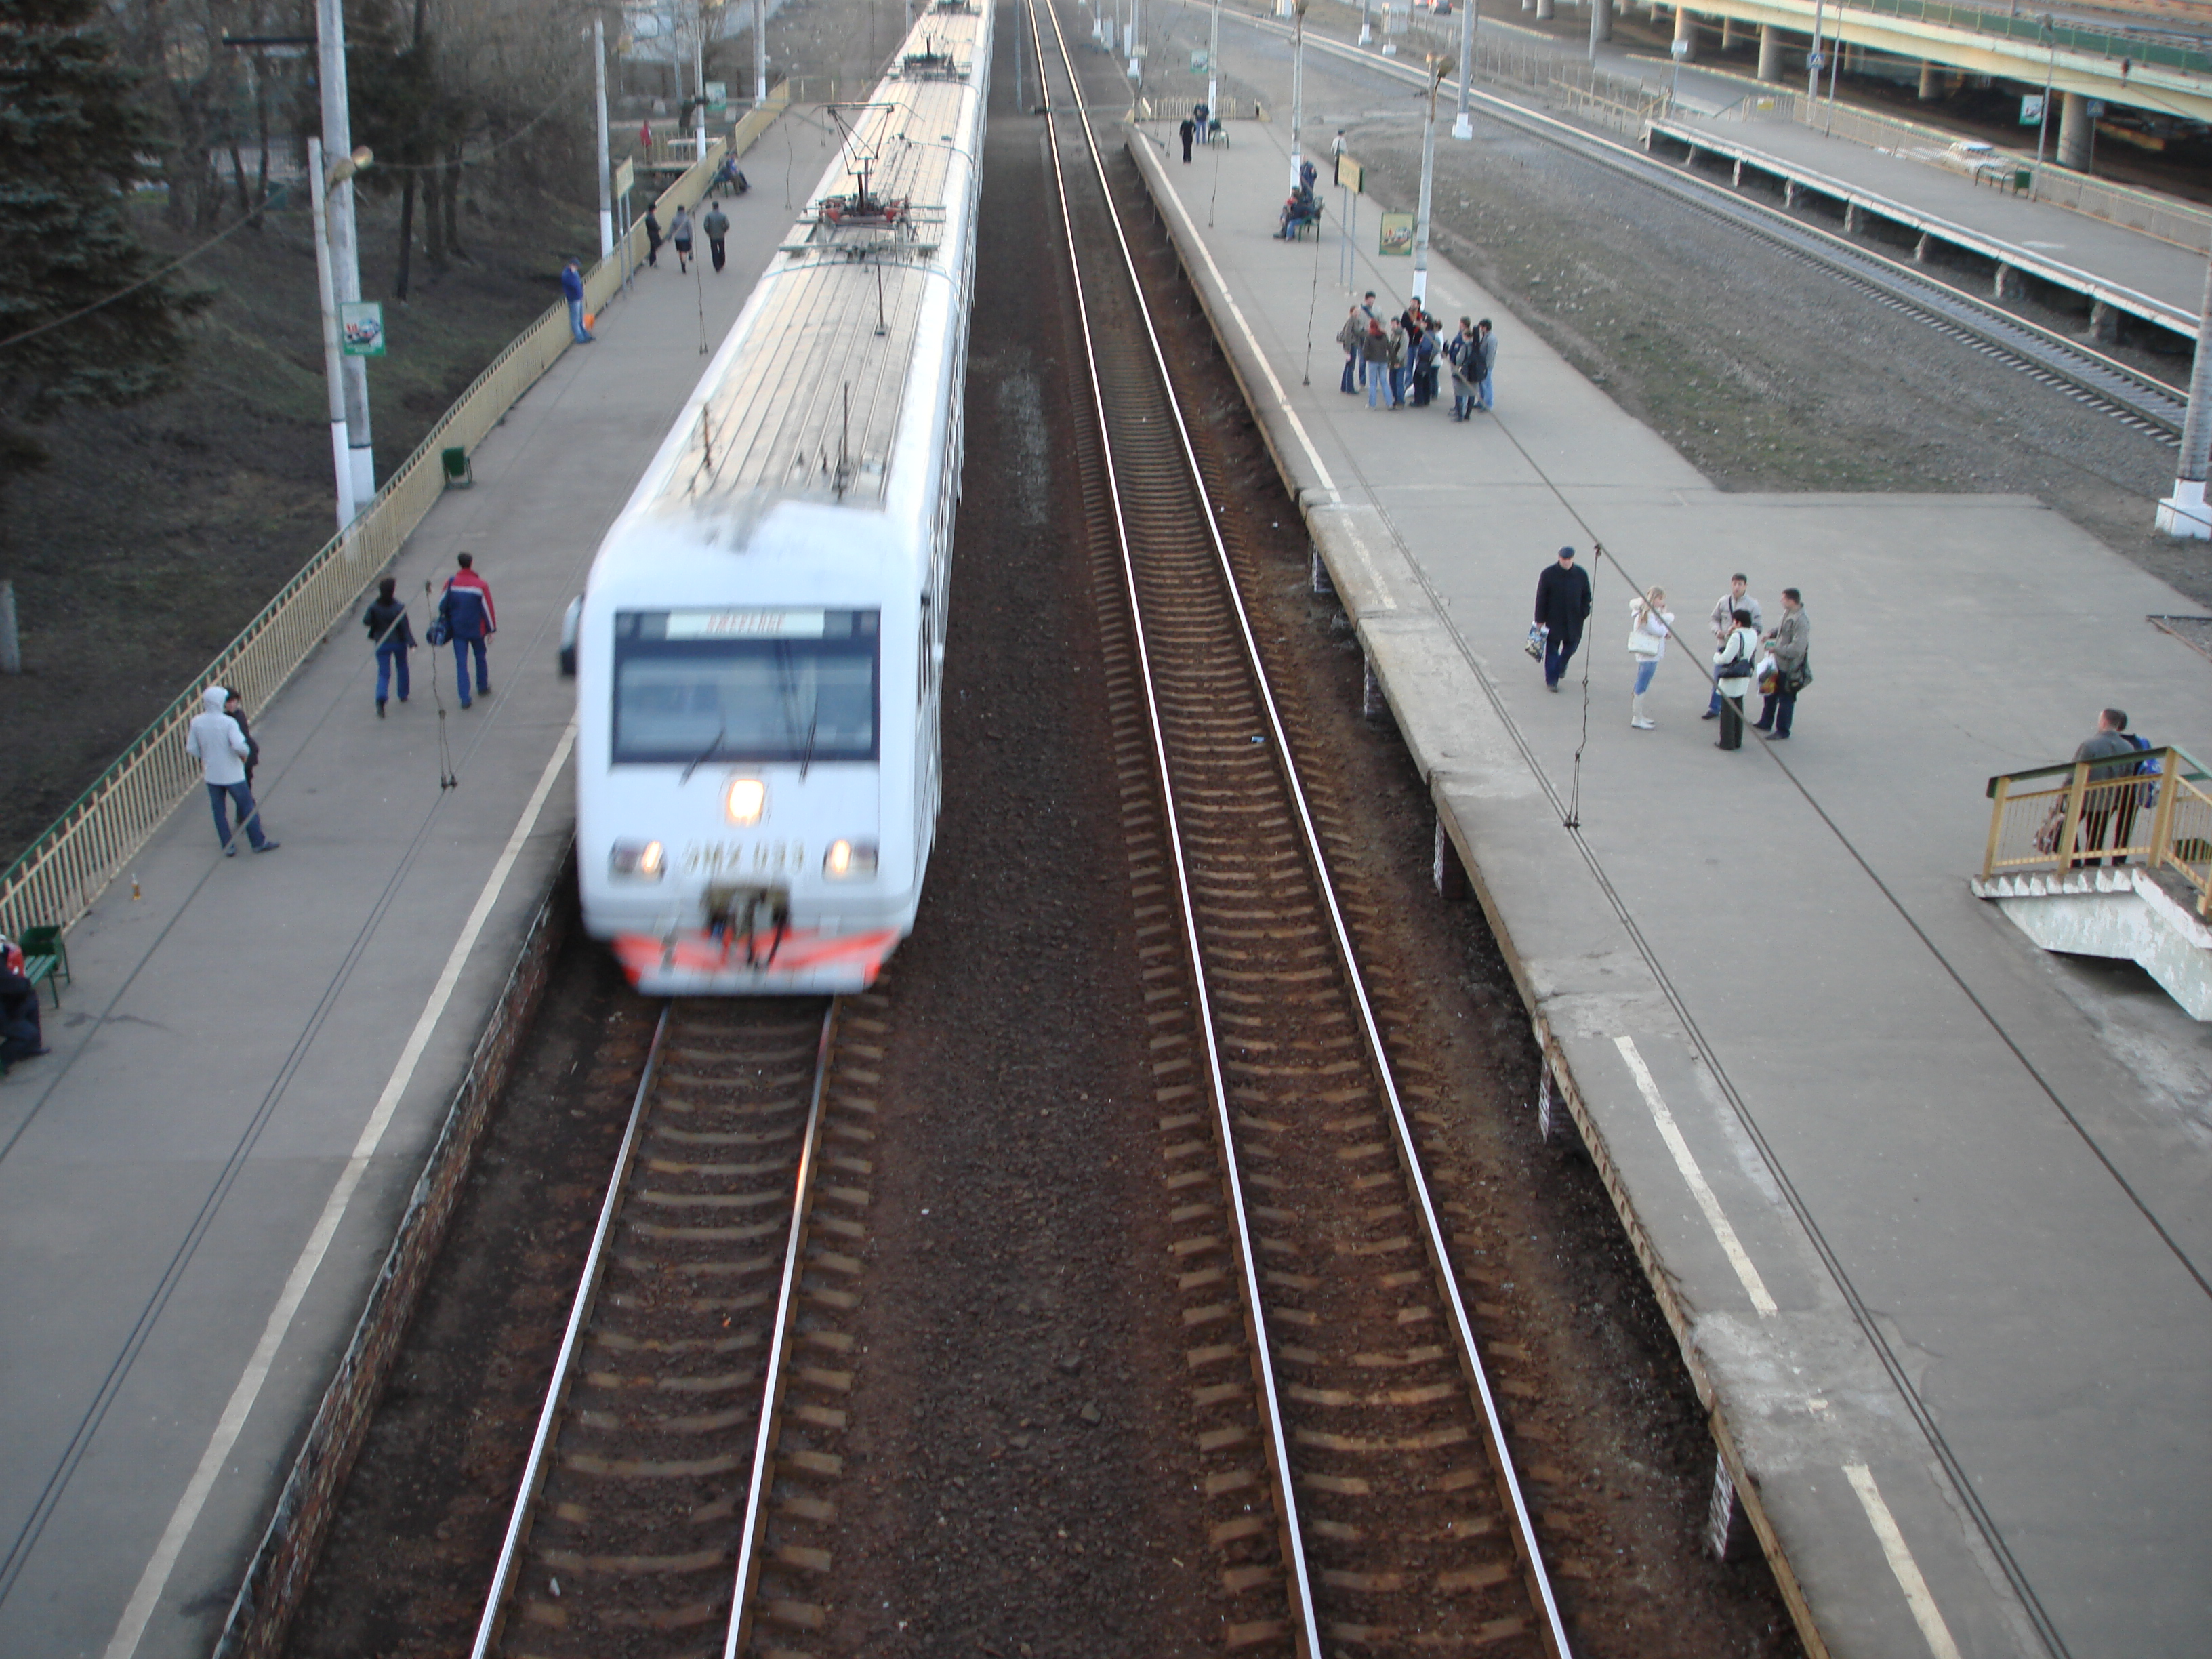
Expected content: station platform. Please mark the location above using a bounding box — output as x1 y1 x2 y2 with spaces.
1121 88 2211 1659
1645 109 2205 333
0 138 799 1658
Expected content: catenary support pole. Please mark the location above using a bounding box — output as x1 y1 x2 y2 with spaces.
1290 0 1306 187
316 0 373 508
754 0 768 105
306 136 357 531
594 18 614 259
1455 0 1477 133
1806 0 1825 100
1412 60 1441 304
2155 253 2212 539
1672 4 1694 61
2030 21 2054 197
1757 22 1781 81
1589 0 1612 59
1209 0 1220 129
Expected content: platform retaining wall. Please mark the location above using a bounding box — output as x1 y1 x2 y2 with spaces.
210 846 578 1659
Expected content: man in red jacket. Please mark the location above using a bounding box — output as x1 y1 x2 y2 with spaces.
438 552 498 708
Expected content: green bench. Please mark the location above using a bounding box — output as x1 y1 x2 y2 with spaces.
18 924 67 1008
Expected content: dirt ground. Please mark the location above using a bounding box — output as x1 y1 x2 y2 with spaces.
0 186 605 868
1138 5 2212 614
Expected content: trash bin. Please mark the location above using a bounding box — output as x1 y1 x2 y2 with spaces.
441 446 472 488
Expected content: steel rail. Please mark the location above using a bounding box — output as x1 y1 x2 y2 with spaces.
1025 3 1324 1654
468 1000 675 1659
1233 13 2189 438
723 1000 844 1659
1036 4 1575 1654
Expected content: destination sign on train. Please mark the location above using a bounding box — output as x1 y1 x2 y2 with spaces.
664 609 829 638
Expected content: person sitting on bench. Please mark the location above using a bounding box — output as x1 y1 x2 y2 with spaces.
1 943 48 1063
1277 186 1321 239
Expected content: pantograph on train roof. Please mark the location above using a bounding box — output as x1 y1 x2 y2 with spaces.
665 15 981 516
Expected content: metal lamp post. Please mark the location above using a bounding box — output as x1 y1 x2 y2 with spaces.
1668 33 1687 112
1290 0 1307 189
308 138 375 530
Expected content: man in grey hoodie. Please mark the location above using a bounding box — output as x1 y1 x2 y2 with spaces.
184 687 279 855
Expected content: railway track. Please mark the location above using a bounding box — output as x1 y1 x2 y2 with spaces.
1033 3 1574 1654
468 994 885 1659
1237 14 2191 444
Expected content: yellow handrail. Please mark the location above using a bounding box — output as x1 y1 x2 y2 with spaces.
1980 747 2212 917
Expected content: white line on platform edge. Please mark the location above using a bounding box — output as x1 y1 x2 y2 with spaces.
1147 150 1340 501
102 720 580 1659
1614 1033 1778 1317
1845 1462 1965 1659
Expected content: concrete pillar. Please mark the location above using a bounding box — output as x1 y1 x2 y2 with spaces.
1310 544 1335 597
1535 0 1555 18
1673 4 1695 60
1844 201 1861 233
2089 298 2119 342
1994 262 2022 300
1914 232 1932 262
1362 653 1387 719
1783 178 1797 207
1732 157 1744 186
1720 16 1736 49
1918 58 1941 99
1757 23 1784 81
2057 91 2093 171
1590 0 1614 49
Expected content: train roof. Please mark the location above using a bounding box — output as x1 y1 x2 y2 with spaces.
657 5 987 516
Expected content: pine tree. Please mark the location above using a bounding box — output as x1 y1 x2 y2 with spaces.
0 0 209 481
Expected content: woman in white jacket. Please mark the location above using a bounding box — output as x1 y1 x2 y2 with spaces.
1626 586 1672 731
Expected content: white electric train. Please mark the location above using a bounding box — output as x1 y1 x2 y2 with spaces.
573 3 990 994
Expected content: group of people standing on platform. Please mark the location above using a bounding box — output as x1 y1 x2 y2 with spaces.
175 555 499 859
1335 292 1495 418
1532 550 1811 747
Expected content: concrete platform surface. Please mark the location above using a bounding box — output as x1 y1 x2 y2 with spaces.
0 142 799 1659
1122 70 2211 1659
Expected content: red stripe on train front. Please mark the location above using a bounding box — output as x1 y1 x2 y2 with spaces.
610 928 899 987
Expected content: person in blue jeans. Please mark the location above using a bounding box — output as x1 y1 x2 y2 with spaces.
361 576 415 716
185 687 278 855
561 257 594 343
438 552 497 708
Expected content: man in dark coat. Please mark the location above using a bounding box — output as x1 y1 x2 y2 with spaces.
1179 117 1196 162
701 200 731 272
1532 545 1592 691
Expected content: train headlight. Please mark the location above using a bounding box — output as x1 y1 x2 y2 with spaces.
610 839 665 880
823 839 878 880
724 777 766 826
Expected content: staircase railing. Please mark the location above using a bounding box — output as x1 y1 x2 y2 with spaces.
1983 745 2211 915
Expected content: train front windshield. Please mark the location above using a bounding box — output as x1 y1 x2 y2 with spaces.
612 608 881 765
